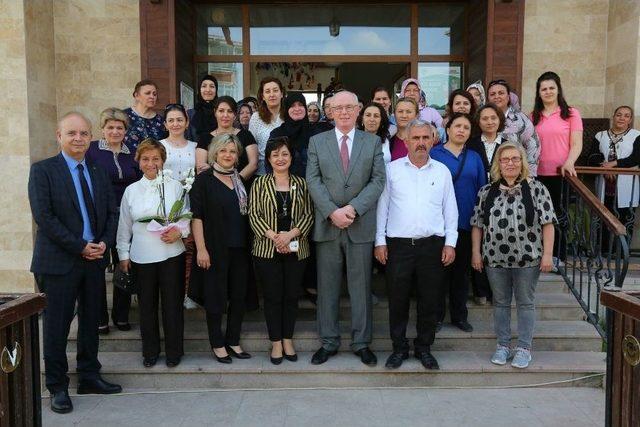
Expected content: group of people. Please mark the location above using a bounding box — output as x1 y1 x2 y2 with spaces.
29 70 640 414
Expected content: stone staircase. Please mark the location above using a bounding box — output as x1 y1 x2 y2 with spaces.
52 273 607 390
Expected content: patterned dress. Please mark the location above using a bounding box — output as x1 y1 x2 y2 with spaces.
503 107 541 176
123 107 166 152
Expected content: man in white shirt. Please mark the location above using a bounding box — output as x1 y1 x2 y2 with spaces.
374 119 458 370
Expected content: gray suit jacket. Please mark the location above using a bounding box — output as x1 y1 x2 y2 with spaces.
306 129 386 243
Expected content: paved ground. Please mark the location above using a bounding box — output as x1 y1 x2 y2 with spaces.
42 387 605 427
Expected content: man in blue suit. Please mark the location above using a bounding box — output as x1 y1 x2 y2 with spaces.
28 112 121 414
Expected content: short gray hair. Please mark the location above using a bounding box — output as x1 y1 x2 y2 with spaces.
333 90 358 105
57 111 92 130
406 119 436 138
207 133 243 166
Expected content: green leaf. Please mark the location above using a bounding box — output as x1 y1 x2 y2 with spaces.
137 216 165 224
168 200 184 222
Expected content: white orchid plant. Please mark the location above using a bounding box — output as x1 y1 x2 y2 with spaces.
138 167 194 234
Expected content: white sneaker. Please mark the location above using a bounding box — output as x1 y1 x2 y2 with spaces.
183 295 199 310
490 345 514 365
511 347 532 369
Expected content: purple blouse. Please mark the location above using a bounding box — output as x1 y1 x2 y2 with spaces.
86 140 141 206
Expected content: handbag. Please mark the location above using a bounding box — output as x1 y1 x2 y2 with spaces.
113 267 138 295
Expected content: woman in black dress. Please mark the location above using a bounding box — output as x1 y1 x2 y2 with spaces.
195 96 258 181
188 133 252 364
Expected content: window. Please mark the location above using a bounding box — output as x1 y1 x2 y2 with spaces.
196 63 244 101
195 5 243 56
418 4 465 55
418 62 463 111
249 5 410 55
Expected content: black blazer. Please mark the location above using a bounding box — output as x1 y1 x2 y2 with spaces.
467 134 506 175
28 153 118 275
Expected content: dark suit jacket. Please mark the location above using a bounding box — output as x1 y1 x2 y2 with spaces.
467 134 506 176
28 152 118 275
306 129 386 243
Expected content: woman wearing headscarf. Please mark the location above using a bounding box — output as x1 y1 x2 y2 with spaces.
307 101 321 124
269 92 313 178
186 75 218 141
467 80 486 109
400 78 443 128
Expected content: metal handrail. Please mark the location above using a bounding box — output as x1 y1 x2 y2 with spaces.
557 173 633 338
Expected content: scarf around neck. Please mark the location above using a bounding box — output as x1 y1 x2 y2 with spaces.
213 162 248 215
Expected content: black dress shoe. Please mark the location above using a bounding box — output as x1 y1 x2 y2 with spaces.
452 320 474 333
270 355 284 365
311 347 337 365
114 322 131 331
304 290 318 305
226 345 252 359
143 356 158 367
435 321 443 333
50 390 73 414
385 352 409 369
415 352 440 370
98 325 110 335
166 357 181 367
284 353 298 362
77 377 122 395
354 347 377 366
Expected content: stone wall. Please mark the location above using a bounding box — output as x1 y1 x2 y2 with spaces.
605 0 640 120
522 0 610 118
0 0 34 292
53 0 142 130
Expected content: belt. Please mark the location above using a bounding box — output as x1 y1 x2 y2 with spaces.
386 236 442 246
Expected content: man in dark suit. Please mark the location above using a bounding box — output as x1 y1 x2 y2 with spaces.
306 91 386 366
28 112 121 414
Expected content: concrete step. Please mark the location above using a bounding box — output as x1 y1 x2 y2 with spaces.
68 319 602 353
56 350 606 390
119 293 585 323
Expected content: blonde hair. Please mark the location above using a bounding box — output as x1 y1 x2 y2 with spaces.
99 107 129 130
134 138 166 163
489 142 530 183
207 133 243 166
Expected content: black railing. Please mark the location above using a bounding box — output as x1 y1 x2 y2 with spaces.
557 167 639 338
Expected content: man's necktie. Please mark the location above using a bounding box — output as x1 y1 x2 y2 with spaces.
340 134 349 174
77 164 97 237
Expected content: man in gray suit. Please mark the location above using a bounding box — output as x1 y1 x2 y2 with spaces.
306 90 386 366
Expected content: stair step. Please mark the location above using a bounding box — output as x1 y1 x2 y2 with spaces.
69 320 601 353
120 293 585 322
56 350 605 389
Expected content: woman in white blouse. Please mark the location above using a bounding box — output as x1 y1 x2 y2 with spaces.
117 138 189 368
160 104 197 182
594 106 640 241
249 77 285 176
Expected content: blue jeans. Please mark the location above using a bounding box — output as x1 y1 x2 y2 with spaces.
485 265 540 350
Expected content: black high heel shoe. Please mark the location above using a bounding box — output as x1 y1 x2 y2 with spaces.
284 353 298 362
213 349 232 364
226 345 252 359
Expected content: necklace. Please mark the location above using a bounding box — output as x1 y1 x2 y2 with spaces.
277 190 290 217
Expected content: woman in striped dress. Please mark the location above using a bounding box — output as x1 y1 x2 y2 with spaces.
249 137 314 365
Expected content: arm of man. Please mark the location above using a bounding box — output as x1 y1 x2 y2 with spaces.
28 162 87 256
96 171 118 250
374 167 391 265
442 169 458 266
347 136 386 216
305 136 339 219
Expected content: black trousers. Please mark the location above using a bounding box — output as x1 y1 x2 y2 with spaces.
37 259 103 393
603 195 635 253
254 255 307 341
385 236 446 353
100 248 131 326
471 269 493 299
439 229 471 323
538 176 566 260
134 254 185 361
206 248 248 348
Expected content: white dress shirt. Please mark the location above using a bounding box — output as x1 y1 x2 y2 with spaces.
117 176 188 263
334 127 356 157
375 156 458 247
160 139 197 182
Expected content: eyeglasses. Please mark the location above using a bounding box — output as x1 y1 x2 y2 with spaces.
499 157 522 165
332 105 356 113
164 103 186 112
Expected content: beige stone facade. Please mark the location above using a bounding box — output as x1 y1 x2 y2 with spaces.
0 0 140 292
